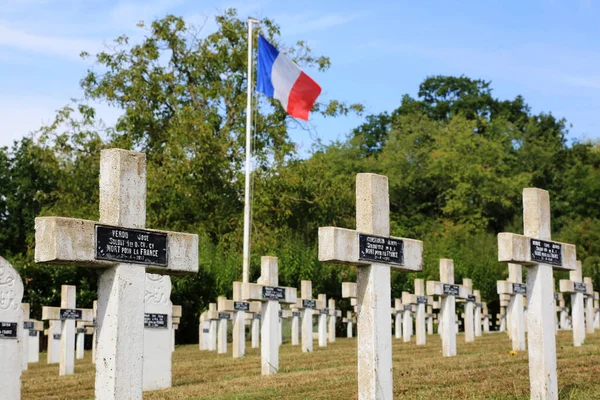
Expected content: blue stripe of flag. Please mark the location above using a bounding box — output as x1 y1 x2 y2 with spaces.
256 35 279 98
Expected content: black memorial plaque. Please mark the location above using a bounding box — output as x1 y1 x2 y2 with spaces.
144 313 168 329
359 234 404 265
403 305 412 311
467 295 476 302
443 284 459 296
29 330 38 337
203 328 210 333
554 293 559 300
574 282 587 293
476 303 483 308
0 322 17 339
96 225 168 266
77 328 86 334
233 302 250 312
218 312 230 320
253 313 261 320
60 308 82 320
278 310 283 318
262 286 285 301
530 239 562 266
53 334 61 340
23 321 34 330
293 312 301 317
320 309 329 315
417 296 428 304
512 283 527 295
302 299 317 309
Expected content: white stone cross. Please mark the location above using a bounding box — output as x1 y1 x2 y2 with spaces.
392 299 402 340
143 273 173 390
327 298 341 343
26 318 43 364
216 307 231 354
583 277 594 335
92 300 98 365
316 293 328 347
294 280 322 352
250 303 261 349
198 312 211 351
76 322 94 359
400 292 414 343
426 302 434 335
498 188 577 400
319 173 423 400
341 282 357 338
21 303 31 371
559 260 586 347
241 256 297 375
290 307 300 345
278 308 292 345
219 284 259 358
473 290 483 337
206 304 218 351
172 305 182 352
342 310 355 338
594 292 600 330
409 279 427 345
497 263 526 351
45 320 61 364
0 256 24 400
35 149 198 399
462 279 475 343
482 303 490 333
42 285 93 376
426 259 471 357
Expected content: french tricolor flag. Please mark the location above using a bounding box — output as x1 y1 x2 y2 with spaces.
257 36 322 121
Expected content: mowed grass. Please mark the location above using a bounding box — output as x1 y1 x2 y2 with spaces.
22 330 600 399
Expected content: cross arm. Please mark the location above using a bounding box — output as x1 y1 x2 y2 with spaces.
35 217 198 275
497 232 576 271
318 227 423 271
25 320 44 331
42 306 94 322
426 281 471 299
241 283 298 304
218 297 261 313
172 305 182 318
342 282 357 298
559 279 592 295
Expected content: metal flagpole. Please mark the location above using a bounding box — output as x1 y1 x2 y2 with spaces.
242 18 259 284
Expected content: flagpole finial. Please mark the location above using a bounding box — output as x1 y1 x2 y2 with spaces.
248 17 259 24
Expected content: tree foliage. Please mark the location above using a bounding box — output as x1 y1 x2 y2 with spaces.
1 11 599 343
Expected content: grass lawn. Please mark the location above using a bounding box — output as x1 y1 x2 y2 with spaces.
22 330 600 399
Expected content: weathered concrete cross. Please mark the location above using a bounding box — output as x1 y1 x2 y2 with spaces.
294 280 321 352
327 298 341 343
403 279 428 345
497 263 526 350
172 305 182 352
316 293 328 347
559 261 587 346
41 285 93 376
35 149 198 399
392 298 402 340
426 259 471 357
242 256 297 375
462 279 475 343
44 320 61 364
319 173 423 400
25 316 43 364
76 322 94 359
583 277 594 335
218 283 259 357
400 292 414 343
342 310 355 338
498 188 577 399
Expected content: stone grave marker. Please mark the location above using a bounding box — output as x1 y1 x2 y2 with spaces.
241 256 297 375
21 303 31 370
317 294 328 347
319 173 423 399
426 301 434 335
583 277 594 334
26 319 43 364
172 305 182 352
341 282 358 334
594 292 600 329
143 273 173 390
294 280 321 352
206 304 219 352
92 300 97 364
497 263 526 351
559 260 586 347
473 290 483 337
482 303 490 333
76 322 94 359
219 286 259 357
400 292 414 343
45 320 61 364
291 307 300 345
35 149 198 399
426 259 470 357
343 310 355 338
42 285 93 376
216 307 231 354
462 279 475 343
0 257 24 400
327 299 341 343
393 299 402 340
278 308 292 345
250 306 261 348
498 188 577 399
413 279 427 345
198 312 210 351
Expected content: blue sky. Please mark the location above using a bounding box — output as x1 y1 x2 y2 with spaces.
1 0 599 153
